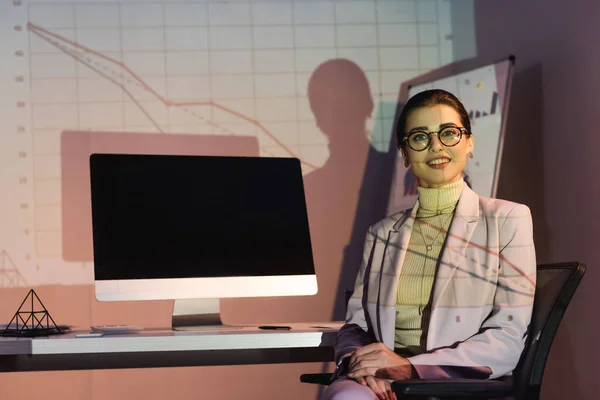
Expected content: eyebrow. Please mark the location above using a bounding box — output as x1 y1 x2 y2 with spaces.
408 122 458 133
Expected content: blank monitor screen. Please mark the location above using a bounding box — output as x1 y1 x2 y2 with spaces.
89 154 316 300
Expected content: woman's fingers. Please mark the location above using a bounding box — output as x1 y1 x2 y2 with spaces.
349 343 384 366
382 380 397 400
365 376 387 400
350 351 386 372
348 366 379 379
350 345 401 371
349 356 381 372
352 375 367 386
378 378 393 400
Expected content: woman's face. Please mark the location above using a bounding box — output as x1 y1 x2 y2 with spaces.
402 104 474 188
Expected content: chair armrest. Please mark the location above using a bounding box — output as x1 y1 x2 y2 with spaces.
299 373 333 386
391 379 515 398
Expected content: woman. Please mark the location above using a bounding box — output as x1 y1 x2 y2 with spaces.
324 89 536 400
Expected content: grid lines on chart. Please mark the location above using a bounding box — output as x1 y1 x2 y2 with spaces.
26 0 450 257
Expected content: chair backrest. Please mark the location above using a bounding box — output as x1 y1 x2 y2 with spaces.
513 262 586 400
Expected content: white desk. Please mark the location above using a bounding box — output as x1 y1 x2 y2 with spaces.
0 323 341 373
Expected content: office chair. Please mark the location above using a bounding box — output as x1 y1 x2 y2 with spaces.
300 262 586 400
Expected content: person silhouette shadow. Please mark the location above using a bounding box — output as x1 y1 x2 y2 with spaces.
303 59 397 321
222 59 396 325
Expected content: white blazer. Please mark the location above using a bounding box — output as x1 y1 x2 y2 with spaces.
334 185 536 380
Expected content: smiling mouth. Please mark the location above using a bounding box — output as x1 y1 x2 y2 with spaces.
427 157 451 166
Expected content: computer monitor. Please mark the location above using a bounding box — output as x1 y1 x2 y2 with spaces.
89 154 318 329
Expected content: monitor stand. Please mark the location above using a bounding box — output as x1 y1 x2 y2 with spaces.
172 298 242 331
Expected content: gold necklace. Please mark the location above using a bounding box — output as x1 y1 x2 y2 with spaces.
415 213 453 315
416 214 453 253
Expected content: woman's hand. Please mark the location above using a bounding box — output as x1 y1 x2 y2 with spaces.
363 376 397 400
347 343 415 381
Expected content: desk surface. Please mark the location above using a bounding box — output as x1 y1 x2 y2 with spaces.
0 323 342 373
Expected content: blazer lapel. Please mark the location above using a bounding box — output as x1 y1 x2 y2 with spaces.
431 185 480 308
377 201 419 348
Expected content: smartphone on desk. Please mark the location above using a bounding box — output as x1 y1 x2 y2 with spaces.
258 325 291 330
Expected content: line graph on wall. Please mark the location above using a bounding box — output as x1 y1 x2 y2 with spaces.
2 0 454 285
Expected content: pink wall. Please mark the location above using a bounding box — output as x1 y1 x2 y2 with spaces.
474 1 600 398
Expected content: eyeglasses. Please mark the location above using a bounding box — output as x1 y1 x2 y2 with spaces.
402 126 469 152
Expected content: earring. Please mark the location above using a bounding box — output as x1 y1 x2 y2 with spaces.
468 152 474 159
403 158 410 168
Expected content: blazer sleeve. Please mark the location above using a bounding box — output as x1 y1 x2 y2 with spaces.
331 225 379 379
407 204 537 380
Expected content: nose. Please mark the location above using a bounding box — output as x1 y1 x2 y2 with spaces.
429 133 444 152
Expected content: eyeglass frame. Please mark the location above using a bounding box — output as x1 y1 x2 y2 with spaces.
401 126 471 152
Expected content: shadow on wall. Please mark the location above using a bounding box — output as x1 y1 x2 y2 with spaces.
56 60 399 327
541 307 584 400
498 64 581 400
224 59 397 324
0 250 27 288
495 63 551 263
304 59 397 321
55 59 399 327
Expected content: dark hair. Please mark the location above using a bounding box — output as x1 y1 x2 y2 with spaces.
395 89 471 149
